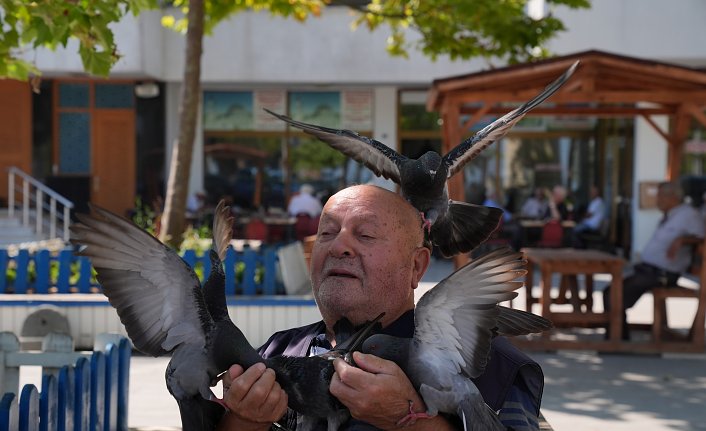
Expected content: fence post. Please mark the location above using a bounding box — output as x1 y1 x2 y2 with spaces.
117 338 130 431
34 250 51 294
242 248 257 295
0 392 18 431
14 249 31 294
0 332 21 395
73 357 90 431
19 384 39 431
55 249 73 294
39 374 58 431
0 249 8 294
40 333 75 378
57 366 74 431
89 352 106 431
102 345 118 431
224 248 236 295
263 247 278 295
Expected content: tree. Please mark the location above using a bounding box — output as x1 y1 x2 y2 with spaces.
0 0 590 246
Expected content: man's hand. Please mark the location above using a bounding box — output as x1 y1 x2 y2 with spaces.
330 352 453 431
217 363 288 431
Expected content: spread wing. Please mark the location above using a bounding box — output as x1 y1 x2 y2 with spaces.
413 248 526 378
444 61 578 178
265 108 405 183
70 205 210 357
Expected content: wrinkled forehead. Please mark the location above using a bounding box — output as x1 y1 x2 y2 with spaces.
322 187 418 228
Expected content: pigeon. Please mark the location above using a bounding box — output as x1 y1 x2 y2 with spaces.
360 247 552 431
265 61 578 257
69 202 383 431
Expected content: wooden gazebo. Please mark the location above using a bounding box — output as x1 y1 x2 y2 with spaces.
428 50 706 207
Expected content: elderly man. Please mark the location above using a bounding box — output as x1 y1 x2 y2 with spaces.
603 181 704 340
217 185 543 431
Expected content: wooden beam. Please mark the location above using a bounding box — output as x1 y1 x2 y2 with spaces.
667 108 691 181
447 89 706 104
640 114 671 143
460 105 675 117
460 103 491 134
683 103 706 130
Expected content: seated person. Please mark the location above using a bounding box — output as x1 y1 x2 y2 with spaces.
571 185 605 248
543 185 570 221
603 182 704 340
216 185 545 431
520 188 549 220
288 184 323 218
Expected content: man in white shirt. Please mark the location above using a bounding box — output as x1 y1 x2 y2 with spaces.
287 184 323 217
603 182 704 340
572 185 605 247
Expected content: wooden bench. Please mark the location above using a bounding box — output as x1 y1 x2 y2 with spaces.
650 240 706 348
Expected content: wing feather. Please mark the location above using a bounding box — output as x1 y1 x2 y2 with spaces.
265 109 405 183
413 248 527 378
211 200 233 261
444 61 579 177
70 205 209 357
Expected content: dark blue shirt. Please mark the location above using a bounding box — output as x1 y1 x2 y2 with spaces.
259 310 543 431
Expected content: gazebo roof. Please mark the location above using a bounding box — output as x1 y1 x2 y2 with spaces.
428 50 706 111
428 50 706 182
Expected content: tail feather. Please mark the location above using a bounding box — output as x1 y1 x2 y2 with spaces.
457 394 505 431
430 202 502 257
496 306 553 336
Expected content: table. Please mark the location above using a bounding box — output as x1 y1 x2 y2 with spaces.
521 248 625 344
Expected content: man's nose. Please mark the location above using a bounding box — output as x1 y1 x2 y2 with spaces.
328 231 355 257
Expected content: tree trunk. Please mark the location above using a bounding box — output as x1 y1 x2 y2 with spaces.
159 0 204 247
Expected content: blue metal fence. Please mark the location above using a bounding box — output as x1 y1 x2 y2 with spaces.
0 336 131 431
0 246 284 295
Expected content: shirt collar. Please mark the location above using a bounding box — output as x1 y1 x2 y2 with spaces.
309 309 415 355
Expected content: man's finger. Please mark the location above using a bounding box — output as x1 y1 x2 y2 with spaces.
352 352 395 374
229 362 266 403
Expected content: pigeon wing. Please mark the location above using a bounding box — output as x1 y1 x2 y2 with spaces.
443 61 579 178
413 248 527 378
70 205 210 357
265 108 405 183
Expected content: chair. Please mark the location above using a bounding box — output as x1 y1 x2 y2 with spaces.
294 213 319 241
650 240 706 348
536 220 564 248
244 218 269 241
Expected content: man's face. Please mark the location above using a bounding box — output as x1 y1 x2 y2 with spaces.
310 186 426 326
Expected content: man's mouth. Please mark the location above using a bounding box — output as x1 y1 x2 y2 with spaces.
327 269 359 278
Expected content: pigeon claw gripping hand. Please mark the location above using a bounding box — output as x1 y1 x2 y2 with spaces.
396 401 433 427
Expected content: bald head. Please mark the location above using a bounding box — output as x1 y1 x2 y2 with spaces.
310 184 431 329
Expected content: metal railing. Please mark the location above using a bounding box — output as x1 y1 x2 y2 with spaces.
7 167 74 242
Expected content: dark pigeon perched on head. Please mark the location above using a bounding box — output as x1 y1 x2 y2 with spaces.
69 201 383 431
361 248 552 431
265 61 578 257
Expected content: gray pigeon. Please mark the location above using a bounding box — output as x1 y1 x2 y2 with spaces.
69 202 384 431
361 248 551 431
265 61 578 257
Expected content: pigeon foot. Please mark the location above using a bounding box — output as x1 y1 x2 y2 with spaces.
396 401 433 427
420 212 432 233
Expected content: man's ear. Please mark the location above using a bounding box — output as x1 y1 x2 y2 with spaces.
411 246 431 290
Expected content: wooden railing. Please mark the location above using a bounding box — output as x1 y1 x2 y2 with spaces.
0 332 131 431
